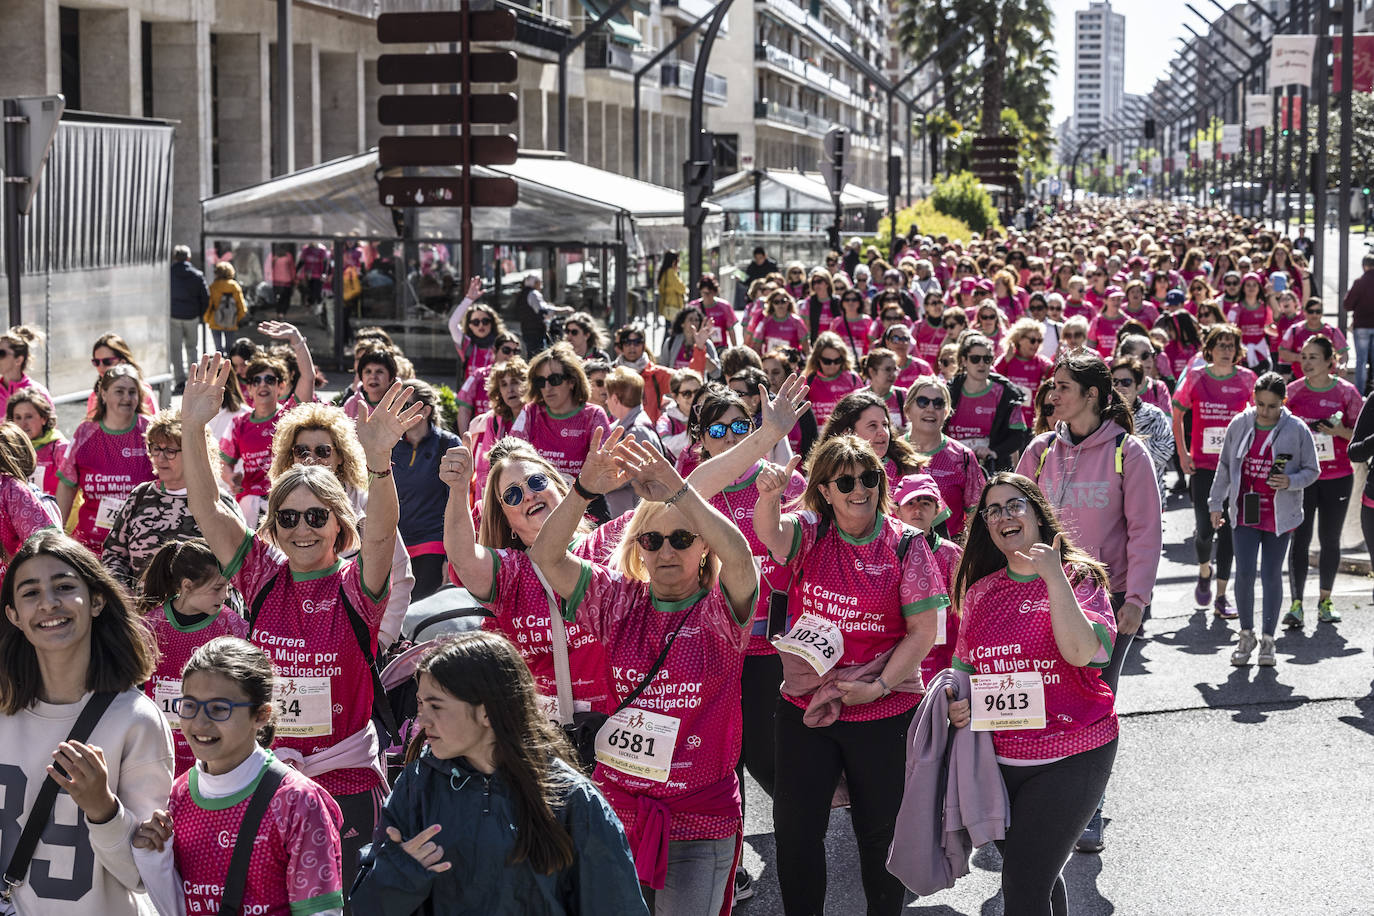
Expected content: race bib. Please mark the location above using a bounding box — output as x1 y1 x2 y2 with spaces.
1313 433 1335 463
935 607 947 646
94 496 123 529
773 612 845 676
27 464 45 490
595 707 680 782
272 676 333 737
1202 426 1227 456
970 671 1046 731
534 694 591 723
152 678 182 731
766 336 790 353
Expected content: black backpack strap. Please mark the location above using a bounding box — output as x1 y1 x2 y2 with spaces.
338 587 401 745
895 528 917 563
218 759 291 916
614 604 697 714
2 691 117 902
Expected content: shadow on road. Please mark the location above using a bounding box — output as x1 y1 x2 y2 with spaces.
1150 607 1235 655
1195 667 1311 723
958 842 1115 916
1274 622 1364 666
1338 678 1374 736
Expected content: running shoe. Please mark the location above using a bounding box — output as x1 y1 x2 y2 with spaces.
1213 594 1236 620
1194 575 1213 608
1282 601 1304 629
1318 598 1342 623
1258 635 1277 666
1231 630 1257 666
1076 809 1105 853
733 867 755 904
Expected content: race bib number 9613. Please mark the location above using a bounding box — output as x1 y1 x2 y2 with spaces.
970 671 1046 731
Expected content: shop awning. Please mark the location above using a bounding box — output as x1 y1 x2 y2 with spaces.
577 0 645 45
709 168 886 211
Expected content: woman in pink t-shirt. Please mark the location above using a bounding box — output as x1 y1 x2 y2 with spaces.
904 376 986 539
754 434 947 916
748 289 810 355
830 289 878 358
0 324 52 417
803 331 862 427
510 343 611 481
6 387 67 497
860 347 916 433
881 323 934 390
995 319 1054 429
84 333 158 420
947 475 1118 915
530 433 759 916
818 390 924 488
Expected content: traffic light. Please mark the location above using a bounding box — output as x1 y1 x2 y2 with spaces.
1144 118 1156 140
683 160 713 228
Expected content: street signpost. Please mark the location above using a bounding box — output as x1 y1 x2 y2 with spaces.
3 93 64 326
822 126 851 252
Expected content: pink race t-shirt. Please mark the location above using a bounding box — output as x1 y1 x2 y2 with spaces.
224 534 389 796
1227 302 1273 346
1280 323 1349 375
953 567 1117 761
221 406 288 499
57 416 156 554
509 402 611 480
806 370 862 427
1088 311 1128 357
145 602 251 775
475 547 615 714
1239 430 1280 533
456 364 496 413
946 382 1005 448
1172 365 1257 470
1285 377 1364 479
896 355 934 390
914 319 946 363
170 752 344 916
780 511 949 722
750 314 809 352
909 435 986 538
920 535 963 685
995 354 1053 428
830 316 878 357
31 434 68 497
702 301 738 346
563 562 750 843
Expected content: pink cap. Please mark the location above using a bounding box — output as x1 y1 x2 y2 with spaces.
1105 285 1125 298
976 278 995 292
893 474 945 510
1242 271 1263 286
959 278 978 294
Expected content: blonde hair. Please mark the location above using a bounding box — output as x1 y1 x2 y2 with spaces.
805 331 854 377
214 261 236 280
0 326 42 373
612 500 719 589
0 422 37 481
1003 317 1044 359
269 402 368 492
263 465 359 554
478 438 574 549
486 358 529 423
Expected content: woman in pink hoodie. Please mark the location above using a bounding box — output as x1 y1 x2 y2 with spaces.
1015 350 1162 853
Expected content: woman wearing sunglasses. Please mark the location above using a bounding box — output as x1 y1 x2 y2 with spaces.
747 289 811 356
945 333 1029 473
939 307 969 350
904 376 985 539
181 353 424 892
1107 357 1176 497
912 291 947 366
85 332 157 420
467 357 530 502
802 268 839 342
564 311 612 363
996 318 1054 431
973 302 1007 352
1278 296 1348 377
454 332 522 435
802 331 863 428
57 365 158 556
882 323 934 390
444 277 501 390
0 324 51 416
528 431 758 915
510 343 611 482
1184 278 1213 316
945 475 1118 915
1225 272 1274 373
819 390 923 490
859 347 914 433
831 289 877 359
754 434 947 916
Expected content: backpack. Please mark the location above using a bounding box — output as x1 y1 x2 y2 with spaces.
1033 431 1126 479
214 290 238 327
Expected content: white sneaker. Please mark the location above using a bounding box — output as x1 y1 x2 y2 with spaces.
1257 635 1277 666
1231 630 1257 666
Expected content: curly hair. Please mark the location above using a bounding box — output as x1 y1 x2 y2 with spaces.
269 402 368 492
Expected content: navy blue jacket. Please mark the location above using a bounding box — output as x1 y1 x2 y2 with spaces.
392 424 461 547
170 260 210 320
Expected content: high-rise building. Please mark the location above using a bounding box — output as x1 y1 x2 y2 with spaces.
1073 0 1126 136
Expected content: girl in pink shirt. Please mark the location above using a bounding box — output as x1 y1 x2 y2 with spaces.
904 377 986 539
803 331 862 427
1226 273 1274 370
0 324 52 416
913 291 948 364
84 333 158 420
1088 290 1128 357
881 323 934 389
860 347 914 433
830 289 878 358
510 343 611 480
995 319 1054 429
7 387 67 497
748 289 810 354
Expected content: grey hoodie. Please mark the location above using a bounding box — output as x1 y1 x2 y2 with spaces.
1208 406 1319 535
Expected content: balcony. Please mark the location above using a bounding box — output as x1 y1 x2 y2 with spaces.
754 98 828 135
754 42 859 105
505 1 574 53
584 32 635 71
662 0 720 25
661 61 728 104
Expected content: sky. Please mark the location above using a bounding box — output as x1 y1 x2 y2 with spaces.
1048 0 1204 125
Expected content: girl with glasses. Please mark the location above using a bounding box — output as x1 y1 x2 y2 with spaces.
511 344 611 481
974 303 1008 352
940 308 969 350
784 262 808 300
85 332 157 420
6 386 68 497
996 318 1055 431
0 324 51 417
181 355 424 890
1172 325 1256 620
1278 297 1347 376
802 331 863 427
0 530 172 916
946 334 1029 472
132 636 347 916
57 366 158 556
944 474 1118 914
904 376 985 539
747 290 810 357
753 434 948 916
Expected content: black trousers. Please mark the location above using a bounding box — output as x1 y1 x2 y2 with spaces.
737 652 782 811
1191 468 1233 580
1289 475 1353 599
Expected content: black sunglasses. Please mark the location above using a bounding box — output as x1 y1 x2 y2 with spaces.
621 336 645 346
468 316 492 327
636 529 699 551
912 395 946 410
828 468 882 493
707 419 752 439
942 320 963 329
819 355 843 366
1112 377 1136 388
250 374 281 386
499 345 521 357
965 353 993 365
91 356 122 368
502 473 551 507
276 507 332 529
532 372 570 390
292 444 334 461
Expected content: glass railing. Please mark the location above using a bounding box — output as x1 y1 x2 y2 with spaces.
661 61 728 99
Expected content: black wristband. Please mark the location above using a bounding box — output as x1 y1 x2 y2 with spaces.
572 475 600 500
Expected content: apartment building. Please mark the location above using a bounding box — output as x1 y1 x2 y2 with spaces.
1073 0 1125 136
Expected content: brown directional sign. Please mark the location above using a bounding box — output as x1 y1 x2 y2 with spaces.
378 176 519 208
378 135 518 168
377 10 517 43
377 93 518 126
377 52 518 85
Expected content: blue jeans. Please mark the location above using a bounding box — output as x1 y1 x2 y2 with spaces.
1231 525 1293 637
1352 327 1374 395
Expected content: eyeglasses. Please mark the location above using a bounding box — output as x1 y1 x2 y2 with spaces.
292 444 335 462
677 386 701 399
591 377 607 388
1024 337 1043 345
942 320 963 330
173 697 256 721
819 355 843 366
275 507 332 529
827 468 882 493
635 529 699 551
249 374 281 386
532 372 570 390
0 349 12 359
887 334 911 344
965 353 993 365
1063 332 1085 342
981 496 1031 522
499 345 521 357
147 445 182 459
1112 377 1136 389
812 277 828 285
707 418 752 438
564 326 583 336
1224 279 1239 285
912 395 946 410
502 473 551 507
468 316 492 327
621 336 645 346
91 356 122 368
842 296 863 305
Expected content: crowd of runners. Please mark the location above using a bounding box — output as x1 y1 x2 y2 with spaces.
0 198 1370 916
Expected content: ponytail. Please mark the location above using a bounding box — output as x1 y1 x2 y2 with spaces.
140 538 223 611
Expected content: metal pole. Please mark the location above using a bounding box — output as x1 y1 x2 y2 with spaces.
1313 0 1329 303
633 72 642 180
3 100 23 326
905 101 914 204
277 0 294 175
687 0 735 287
1297 0 1310 235
461 0 474 281
1337 0 1354 316
633 1 726 180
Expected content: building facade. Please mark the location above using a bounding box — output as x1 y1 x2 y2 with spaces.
1073 0 1125 137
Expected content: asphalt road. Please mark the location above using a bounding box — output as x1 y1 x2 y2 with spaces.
735 490 1374 915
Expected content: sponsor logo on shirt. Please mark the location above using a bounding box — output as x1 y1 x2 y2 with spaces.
853 558 896 575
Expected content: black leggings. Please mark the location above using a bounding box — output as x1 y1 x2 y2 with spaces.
996 739 1118 916
738 652 782 810
1191 468 1233 580
1289 475 1353 599
335 784 384 913
409 553 447 602
773 699 914 916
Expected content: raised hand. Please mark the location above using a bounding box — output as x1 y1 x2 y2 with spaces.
577 426 629 495
439 437 474 490
614 435 685 502
760 373 812 438
256 320 304 345
182 354 232 428
1014 531 1067 581
132 809 173 852
757 455 802 500
386 824 451 873
465 276 483 301
356 381 426 465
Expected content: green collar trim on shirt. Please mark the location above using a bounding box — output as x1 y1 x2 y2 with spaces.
1303 378 1337 392
189 752 275 810
650 585 709 613
1256 422 1276 431
163 600 219 634
249 409 277 423
837 513 884 546
961 382 994 398
292 558 343 582
31 429 60 449
1007 569 1040 582
1205 366 1238 380
545 405 582 420
99 418 139 436
908 433 948 457
818 371 843 381
723 464 763 493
